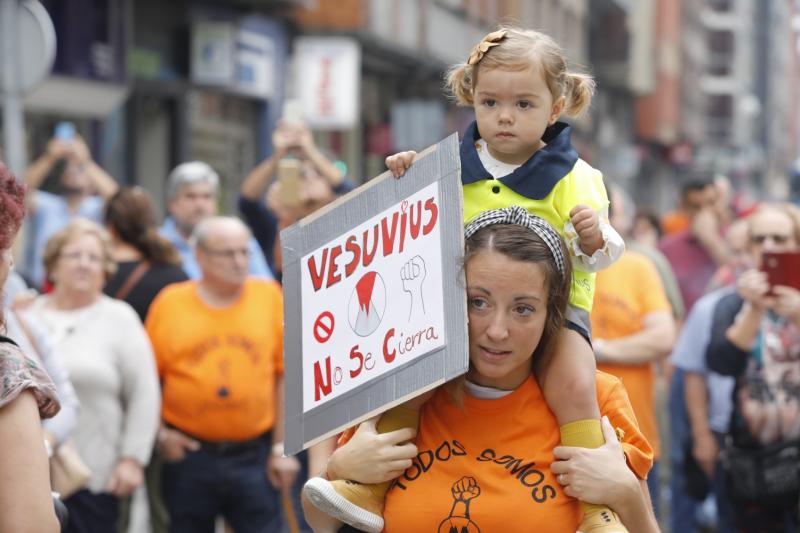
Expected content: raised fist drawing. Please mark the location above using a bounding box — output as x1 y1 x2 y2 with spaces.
401 255 427 320
451 476 481 502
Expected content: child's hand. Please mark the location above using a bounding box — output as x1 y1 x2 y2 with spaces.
386 151 417 178
569 204 604 256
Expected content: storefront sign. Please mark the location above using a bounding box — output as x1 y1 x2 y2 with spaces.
293 37 360 130
191 19 276 98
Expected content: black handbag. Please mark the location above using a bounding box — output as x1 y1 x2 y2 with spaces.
720 436 800 507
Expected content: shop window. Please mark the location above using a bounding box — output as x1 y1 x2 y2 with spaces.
708 0 732 12
706 30 733 77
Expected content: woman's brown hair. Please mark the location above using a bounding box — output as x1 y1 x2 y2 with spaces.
448 222 572 402
465 223 572 361
104 187 181 266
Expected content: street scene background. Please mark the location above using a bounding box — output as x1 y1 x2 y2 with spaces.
3 0 800 532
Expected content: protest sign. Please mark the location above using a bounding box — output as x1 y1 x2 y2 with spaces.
281 134 467 454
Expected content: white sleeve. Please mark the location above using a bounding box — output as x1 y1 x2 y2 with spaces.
563 217 626 273
115 304 161 465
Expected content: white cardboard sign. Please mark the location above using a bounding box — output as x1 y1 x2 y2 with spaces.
281 134 467 454
301 182 446 411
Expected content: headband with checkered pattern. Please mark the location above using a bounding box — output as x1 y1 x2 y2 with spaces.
464 206 566 275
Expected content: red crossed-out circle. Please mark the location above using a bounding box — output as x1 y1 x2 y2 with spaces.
313 311 335 343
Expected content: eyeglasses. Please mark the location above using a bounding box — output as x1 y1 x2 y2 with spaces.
59 251 104 264
751 234 792 245
201 247 251 260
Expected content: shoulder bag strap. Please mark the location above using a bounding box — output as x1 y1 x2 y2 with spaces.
114 261 151 301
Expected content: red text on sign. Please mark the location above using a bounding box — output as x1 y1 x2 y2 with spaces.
306 197 439 292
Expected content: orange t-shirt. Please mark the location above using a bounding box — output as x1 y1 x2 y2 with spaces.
661 210 689 236
591 251 671 458
145 279 284 441
381 372 652 532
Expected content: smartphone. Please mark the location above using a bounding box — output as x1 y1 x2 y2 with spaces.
54 122 75 143
282 99 304 127
278 158 302 208
762 251 800 293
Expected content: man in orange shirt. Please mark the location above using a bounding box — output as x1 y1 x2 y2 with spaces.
146 216 299 533
591 186 676 519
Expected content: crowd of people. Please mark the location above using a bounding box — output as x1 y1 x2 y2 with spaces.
0 117 353 533
1 23 799 533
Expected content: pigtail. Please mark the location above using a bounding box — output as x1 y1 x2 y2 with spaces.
444 63 475 107
140 228 182 266
563 71 596 118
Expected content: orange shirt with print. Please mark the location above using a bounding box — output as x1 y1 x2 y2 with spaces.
145 279 284 442
591 251 671 459
381 372 652 533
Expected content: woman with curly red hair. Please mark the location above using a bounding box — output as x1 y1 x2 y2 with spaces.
0 163 26 284
0 162 62 532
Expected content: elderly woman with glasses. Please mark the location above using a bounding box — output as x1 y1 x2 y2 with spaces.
25 219 160 533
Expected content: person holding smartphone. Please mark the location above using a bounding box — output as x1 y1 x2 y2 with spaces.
23 124 119 290
239 117 353 279
705 202 800 531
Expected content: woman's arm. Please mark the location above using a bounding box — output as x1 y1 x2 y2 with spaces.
301 421 416 533
551 417 659 533
70 137 118 199
112 306 161 496
308 436 337 478
706 292 750 377
0 391 60 533
240 124 294 200
25 140 68 190
296 126 343 188
26 315 80 445
324 417 417 484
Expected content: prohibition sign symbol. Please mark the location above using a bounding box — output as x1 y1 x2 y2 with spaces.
314 311 335 343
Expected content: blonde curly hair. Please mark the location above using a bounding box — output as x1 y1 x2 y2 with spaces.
43 218 117 281
445 25 595 118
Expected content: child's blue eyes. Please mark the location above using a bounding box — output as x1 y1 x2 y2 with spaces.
481 99 533 109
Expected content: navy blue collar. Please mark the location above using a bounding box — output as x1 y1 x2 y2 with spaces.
459 120 579 200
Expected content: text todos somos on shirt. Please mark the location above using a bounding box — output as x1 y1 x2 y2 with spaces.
301 182 446 412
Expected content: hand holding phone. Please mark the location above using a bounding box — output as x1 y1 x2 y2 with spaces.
282 99 304 127
54 122 76 143
278 158 302 209
761 251 800 293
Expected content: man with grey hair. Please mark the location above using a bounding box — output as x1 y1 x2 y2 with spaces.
159 161 272 279
146 216 298 532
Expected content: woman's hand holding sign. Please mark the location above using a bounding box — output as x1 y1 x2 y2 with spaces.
327 416 418 484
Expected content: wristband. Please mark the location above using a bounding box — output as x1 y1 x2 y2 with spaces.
271 442 285 457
